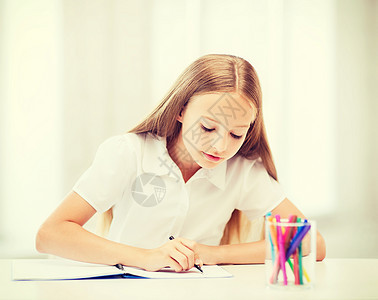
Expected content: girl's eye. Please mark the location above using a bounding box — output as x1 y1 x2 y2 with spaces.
201 124 242 139
231 133 242 139
201 124 215 132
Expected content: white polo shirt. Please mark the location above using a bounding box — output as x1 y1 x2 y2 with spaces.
73 133 285 249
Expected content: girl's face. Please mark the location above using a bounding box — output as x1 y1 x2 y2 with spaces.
177 92 256 169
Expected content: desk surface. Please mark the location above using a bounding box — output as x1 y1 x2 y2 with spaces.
1 258 377 300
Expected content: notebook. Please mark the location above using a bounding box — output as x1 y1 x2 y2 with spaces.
12 259 233 281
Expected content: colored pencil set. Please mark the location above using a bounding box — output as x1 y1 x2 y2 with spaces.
266 212 312 286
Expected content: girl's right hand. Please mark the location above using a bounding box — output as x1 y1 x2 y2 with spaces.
140 237 203 272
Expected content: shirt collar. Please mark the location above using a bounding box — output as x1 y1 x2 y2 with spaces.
141 133 227 190
142 133 180 179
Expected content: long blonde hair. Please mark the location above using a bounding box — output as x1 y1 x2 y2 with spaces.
99 54 278 244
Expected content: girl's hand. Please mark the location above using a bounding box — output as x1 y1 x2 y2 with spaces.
300 232 311 257
141 237 203 272
193 243 221 265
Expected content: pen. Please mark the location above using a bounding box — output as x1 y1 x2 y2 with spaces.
169 236 203 273
285 223 311 260
265 214 276 264
275 215 288 285
267 215 279 284
115 263 124 271
297 218 304 284
283 215 297 250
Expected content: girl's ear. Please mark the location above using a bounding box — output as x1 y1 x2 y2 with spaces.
176 108 184 123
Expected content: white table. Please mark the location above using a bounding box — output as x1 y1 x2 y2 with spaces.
1 258 377 300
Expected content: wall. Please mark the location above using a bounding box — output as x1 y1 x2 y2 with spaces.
0 0 376 258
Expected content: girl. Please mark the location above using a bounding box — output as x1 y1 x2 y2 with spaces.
36 54 326 272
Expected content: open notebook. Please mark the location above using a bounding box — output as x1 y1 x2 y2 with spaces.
12 259 233 281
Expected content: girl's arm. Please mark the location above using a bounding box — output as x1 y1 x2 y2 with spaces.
36 191 201 272
196 198 326 264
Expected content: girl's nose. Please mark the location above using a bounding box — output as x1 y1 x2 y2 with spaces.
211 133 227 153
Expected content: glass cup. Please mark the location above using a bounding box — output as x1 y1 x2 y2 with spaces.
265 215 316 289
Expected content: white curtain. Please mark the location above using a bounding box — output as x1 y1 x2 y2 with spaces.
0 0 376 258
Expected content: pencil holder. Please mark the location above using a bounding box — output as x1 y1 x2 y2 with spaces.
265 215 316 289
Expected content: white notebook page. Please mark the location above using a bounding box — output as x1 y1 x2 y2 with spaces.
12 259 233 280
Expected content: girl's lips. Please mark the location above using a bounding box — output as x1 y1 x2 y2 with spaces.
202 152 222 162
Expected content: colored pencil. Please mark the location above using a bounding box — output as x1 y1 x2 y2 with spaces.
276 215 288 285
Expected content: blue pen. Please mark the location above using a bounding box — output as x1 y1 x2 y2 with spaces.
285 223 311 260
265 213 275 263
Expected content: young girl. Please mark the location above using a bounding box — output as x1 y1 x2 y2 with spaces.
36 54 326 272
